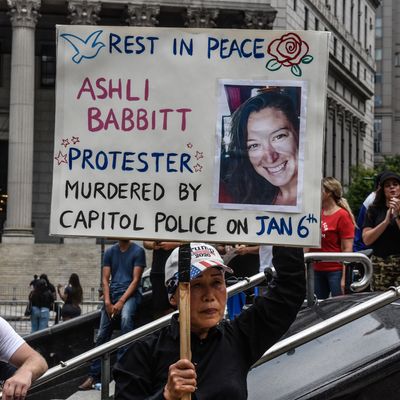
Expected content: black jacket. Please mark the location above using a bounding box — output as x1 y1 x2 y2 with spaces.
114 246 305 400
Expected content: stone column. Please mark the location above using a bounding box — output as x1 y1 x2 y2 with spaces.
63 0 101 245
2 0 40 243
357 120 367 167
327 97 337 178
126 3 160 26
337 103 345 182
344 110 353 176
67 0 101 25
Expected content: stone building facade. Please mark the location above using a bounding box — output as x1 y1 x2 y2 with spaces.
0 0 379 246
374 1 400 161
270 0 379 185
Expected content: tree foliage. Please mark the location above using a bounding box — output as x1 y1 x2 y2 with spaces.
376 155 400 174
345 155 400 217
346 166 376 216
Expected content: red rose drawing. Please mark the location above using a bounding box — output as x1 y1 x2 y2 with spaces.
268 33 309 66
266 33 313 77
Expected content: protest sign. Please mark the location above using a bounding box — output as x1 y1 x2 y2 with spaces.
50 26 329 246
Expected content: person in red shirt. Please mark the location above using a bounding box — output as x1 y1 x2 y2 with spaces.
310 177 355 299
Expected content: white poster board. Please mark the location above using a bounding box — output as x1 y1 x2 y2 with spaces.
51 27 329 246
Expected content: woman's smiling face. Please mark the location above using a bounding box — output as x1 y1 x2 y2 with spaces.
246 107 298 189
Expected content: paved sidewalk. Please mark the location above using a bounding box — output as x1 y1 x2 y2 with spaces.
66 381 115 399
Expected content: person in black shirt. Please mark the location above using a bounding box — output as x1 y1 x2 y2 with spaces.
114 243 305 400
363 171 400 290
29 279 54 333
143 241 182 319
39 273 59 323
57 273 83 321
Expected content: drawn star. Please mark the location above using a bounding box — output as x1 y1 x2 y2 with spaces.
193 163 203 172
61 138 70 148
187 142 193 148
54 151 68 166
195 151 204 160
71 136 80 144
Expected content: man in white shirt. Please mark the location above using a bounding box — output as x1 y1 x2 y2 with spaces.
0 317 48 400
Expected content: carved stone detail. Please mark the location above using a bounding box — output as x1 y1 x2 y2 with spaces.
126 3 160 26
184 6 218 28
336 103 345 114
243 10 275 29
344 110 353 122
327 97 337 110
68 1 101 25
7 0 40 28
359 121 367 138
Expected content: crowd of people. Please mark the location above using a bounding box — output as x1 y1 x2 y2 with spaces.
27 272 83 332
307 171 400 299
1 170 399 398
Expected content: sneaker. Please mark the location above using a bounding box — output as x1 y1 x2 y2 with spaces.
78 376 95 390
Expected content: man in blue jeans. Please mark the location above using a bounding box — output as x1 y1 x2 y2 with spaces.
78 239 146 390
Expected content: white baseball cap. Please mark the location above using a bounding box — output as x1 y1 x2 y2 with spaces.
165 243 233 298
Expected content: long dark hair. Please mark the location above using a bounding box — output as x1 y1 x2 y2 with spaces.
365 177 390 222
30 278 52 305
68 273 83 305
225 91 299 204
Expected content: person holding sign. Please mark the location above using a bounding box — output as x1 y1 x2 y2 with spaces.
113 243 305 399
222 90 300 207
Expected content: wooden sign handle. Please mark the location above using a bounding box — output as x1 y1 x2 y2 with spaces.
178 244 192 400
179 282 191 360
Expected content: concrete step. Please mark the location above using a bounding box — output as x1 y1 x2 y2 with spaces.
0 241 151 301
66 381 115 400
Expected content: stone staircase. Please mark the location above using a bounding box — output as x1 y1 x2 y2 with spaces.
0 242 103 300
66 381 115 399
0 241 151 300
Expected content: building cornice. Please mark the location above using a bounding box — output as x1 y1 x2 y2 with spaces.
39 0 276 13
107 0 276 12
329 55 374 101
367 0 381 9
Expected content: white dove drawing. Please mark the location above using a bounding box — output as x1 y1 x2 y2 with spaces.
60 30 105 64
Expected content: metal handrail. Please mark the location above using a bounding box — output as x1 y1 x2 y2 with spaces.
253 286 400 367
13 253 374 399
30 272 267 392
304 252 373 306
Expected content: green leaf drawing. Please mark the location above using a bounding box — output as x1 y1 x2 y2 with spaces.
265 59 282 71
301 55 314 64
291 64 302 77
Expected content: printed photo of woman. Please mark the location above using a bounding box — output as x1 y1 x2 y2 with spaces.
216 82 305 211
